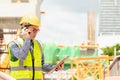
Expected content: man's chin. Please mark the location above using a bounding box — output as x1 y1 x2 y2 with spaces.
32 37 35 40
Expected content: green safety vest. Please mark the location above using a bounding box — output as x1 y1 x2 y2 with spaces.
8 38 43 80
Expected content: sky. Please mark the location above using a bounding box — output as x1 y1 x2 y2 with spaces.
36 0 99 45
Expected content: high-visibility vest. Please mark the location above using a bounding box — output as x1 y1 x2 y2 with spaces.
8 38 43 80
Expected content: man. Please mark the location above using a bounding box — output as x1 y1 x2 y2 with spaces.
7 13 63 80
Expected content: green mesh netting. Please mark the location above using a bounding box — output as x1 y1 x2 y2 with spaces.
43 43 60 64
58 46 80 70
42 43 98 70
58 46 80 63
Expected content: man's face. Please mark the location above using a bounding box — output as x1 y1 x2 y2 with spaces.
28 26 39 40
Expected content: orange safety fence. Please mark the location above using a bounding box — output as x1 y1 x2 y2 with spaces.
0 53 10 73
70 56 110 80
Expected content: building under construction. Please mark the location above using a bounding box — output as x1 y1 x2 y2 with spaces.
0 0 120 80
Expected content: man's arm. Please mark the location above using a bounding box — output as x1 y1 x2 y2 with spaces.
42 54 54 70
9 38 31 60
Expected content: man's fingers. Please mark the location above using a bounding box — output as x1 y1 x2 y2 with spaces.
55 64 64 71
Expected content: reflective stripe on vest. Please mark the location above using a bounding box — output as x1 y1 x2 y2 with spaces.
8 38 43 80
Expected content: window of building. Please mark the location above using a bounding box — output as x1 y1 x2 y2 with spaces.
99 0 120 36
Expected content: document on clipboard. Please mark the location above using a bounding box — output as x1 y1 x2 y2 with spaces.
41 56 69 74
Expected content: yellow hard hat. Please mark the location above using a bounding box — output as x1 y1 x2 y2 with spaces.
20 13 40 27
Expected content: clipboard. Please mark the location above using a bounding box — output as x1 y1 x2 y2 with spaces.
42 56 69 74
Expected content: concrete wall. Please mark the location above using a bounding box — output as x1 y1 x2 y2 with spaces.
0 3 36 17
0 0 38 4
0 0 43 17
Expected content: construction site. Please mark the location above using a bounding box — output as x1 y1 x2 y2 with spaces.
0 0 120 80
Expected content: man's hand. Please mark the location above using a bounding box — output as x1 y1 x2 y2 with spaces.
22 28 31 39
55 62 64 71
